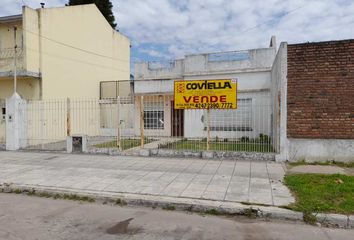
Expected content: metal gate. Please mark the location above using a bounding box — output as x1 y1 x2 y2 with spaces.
19 99 68 151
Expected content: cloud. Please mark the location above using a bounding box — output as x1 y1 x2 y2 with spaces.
1 0 354 63
116 0 354 58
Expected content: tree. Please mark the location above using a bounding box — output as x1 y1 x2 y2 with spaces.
67 0 117 29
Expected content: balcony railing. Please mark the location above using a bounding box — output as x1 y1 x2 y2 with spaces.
0 48 24 74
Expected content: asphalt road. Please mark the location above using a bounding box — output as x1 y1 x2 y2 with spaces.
0 193 352 240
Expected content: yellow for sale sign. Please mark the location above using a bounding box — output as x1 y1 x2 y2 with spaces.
174 79 237 109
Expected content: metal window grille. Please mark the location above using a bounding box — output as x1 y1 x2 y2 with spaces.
207 98 252 131
144 101 164 130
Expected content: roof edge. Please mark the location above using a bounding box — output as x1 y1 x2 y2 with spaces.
0 14 22 23
288 38 354 46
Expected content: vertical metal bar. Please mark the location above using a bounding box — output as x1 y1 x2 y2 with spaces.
140 96 144 148
13 26 17 94
40 100 44 150
117 96 121 151
116 82 119 99
67 98 71 137
207 108 210 151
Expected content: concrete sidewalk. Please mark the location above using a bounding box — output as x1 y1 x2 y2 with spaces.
0 151 293 206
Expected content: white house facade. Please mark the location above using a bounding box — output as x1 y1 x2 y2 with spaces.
133 37 277 141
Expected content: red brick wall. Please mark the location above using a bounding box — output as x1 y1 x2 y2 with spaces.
287 40 354 139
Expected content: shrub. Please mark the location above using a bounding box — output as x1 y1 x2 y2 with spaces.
240 136 250 142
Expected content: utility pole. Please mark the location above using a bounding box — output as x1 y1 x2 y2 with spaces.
13 26 17 94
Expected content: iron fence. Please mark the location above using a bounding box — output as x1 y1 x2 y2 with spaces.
16 89 274 154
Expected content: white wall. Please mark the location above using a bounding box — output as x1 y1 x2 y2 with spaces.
184 91 272 139
134 79 174 94
288 139 354 162
271 42 288 155
184 71 271 91
184 48 276 74
135 60 184 80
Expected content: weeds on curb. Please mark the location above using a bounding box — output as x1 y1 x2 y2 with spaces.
162 205 176 211
115 198 127 206
242 208 259 218
3 188 95 203
303 211 317 225
61 193 95 202
14 189 22 194
204 209 222 215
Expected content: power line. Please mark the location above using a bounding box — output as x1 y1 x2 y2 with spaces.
23 28 130 63
26 46 131 73
237 3 309 35
209 3 311 48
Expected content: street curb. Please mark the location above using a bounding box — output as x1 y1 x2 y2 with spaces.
0 183 352 229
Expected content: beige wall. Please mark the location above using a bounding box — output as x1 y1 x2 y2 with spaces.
0 21 25 73
2 4 130 101
0 77 40 99
100 80 133 99
0 21 23 49
22 5 130 99
22 7 40 75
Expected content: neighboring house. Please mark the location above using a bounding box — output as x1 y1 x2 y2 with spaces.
133 37 277 140
0 4 130 144
273 39 354 162
0 4 130 100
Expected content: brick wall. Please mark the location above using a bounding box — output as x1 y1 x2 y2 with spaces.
287 40 354 139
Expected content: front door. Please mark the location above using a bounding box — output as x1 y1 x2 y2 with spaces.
171 101 184 137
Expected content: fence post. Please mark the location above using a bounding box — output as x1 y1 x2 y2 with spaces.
117 96 122 151
207 108 210 151
66 98 71 137
140 96 144 148
5 93 26 150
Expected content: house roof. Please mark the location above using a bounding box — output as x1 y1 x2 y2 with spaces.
0 14 22 23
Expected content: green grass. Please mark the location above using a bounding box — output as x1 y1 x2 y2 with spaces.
284 174 354 214
159 140 274 153
95 138 154 150
289 160 354 168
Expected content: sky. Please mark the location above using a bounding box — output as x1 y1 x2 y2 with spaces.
1 0 354 72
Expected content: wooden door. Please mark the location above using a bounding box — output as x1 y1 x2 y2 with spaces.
171 101 184 137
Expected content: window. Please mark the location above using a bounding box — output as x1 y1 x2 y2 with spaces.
144 101 164 129
206 98 252 131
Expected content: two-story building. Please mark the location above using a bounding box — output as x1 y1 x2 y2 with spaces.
0 4 131 144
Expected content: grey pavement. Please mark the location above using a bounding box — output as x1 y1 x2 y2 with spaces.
0 151 294 206
0 193 353 240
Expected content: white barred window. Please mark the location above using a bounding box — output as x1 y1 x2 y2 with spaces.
144 101 164 129
206 98 252 131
